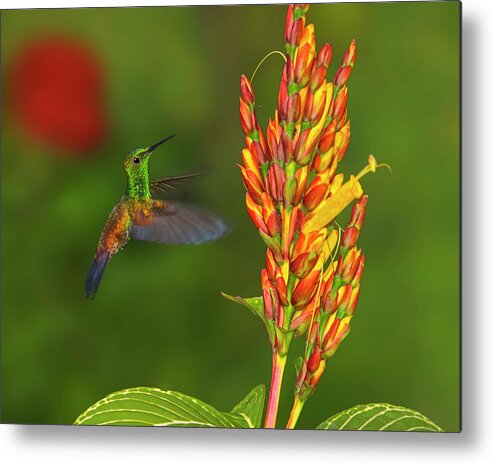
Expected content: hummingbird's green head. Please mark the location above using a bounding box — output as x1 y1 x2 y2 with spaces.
123 135 175 175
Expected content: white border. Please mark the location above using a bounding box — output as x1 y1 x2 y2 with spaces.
2 0 492 463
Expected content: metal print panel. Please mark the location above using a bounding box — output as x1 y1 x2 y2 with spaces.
1 1 460 431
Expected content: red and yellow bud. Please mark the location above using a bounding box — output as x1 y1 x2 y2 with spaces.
346 283 360 315
291 269 320 309
265 163 286 203
303 171 330 211
332 86 348 123
286 93 302 124
245 192 268 234
334 66 353 88
341 195 368 248
278 78 289 121
322 314 351 357
318 119 336 154
260 192 280 236
241 148 261 179
275 268 289 306
240 165 264 203
265 248 277 282
239 97 255 135
261 269 277 320
307 345 322 373
295 43 314 87
342 39 357 67
240 74 255 106
337 248 363 284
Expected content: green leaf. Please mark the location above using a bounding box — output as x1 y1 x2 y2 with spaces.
230 384 265 428
221 292 264 318
316 403 443 432
75 384 265 428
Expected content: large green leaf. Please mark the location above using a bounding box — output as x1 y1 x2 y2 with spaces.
317 403 443 432
75 384 265 428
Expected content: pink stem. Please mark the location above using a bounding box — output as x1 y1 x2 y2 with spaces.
264 351 287 428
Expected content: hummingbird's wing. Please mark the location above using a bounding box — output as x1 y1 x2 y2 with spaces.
129 200 230 245
150 172 208 199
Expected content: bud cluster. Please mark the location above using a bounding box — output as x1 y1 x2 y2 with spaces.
239 3 365 369
294 195 367 399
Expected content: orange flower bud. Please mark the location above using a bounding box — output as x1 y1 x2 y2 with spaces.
288 18 304 47
261 192 281 237
342 39 357 67
241 148 261 179
286 93 301 124
290 251 318 279
265 249 277 282
317 121 335 154
265 163 286 203
245 192 268 234
294 165 309 204
346 283 360 315
317 43 332 68
239 97 254 134
240 74 255 106
247 139 267 165
334 65 353 88
240 165 264 203
282 131 293 162
284 4 294 43
278 78 288 121
275 269 289 306
323 317 351 357
294 43 314 87
307 346 322 373
261 269 280 321
333 87 348 122
291 269 320 309
353 254 365 285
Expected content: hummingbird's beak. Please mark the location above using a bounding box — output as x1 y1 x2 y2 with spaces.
147 134 176 154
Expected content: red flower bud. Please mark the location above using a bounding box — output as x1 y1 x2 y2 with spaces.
334 65 353 88
333 87 348 123
245 192 268 234
239 97 254 135
284 5 294 43
291 270 320 309
318 120 336 153
278 79 288 120
342 39 357 67
307 346 322 373
303 183 328 211
317 43 332 68
288 18 304 47
240 74 255 106
240 166 264 203
265 163 286 203
286 93 301 124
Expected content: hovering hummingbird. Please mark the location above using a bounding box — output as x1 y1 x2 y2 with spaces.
85 135 229 298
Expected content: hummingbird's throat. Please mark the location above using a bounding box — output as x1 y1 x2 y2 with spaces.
126 170 151 200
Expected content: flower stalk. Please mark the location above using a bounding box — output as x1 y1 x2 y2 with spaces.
237 3 379 428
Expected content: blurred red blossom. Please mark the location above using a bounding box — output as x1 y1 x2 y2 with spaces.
6 35 107 156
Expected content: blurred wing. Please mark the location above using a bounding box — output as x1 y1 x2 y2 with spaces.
150 172 209 199
129 200 230 245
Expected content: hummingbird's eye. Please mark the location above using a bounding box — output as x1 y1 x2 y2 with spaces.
133 157 140 164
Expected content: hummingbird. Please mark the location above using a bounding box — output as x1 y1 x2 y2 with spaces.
85 135 229 298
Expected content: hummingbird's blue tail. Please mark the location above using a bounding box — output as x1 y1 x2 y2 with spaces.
85 249 110 299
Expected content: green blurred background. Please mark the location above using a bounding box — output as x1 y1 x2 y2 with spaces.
1 2 460 430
